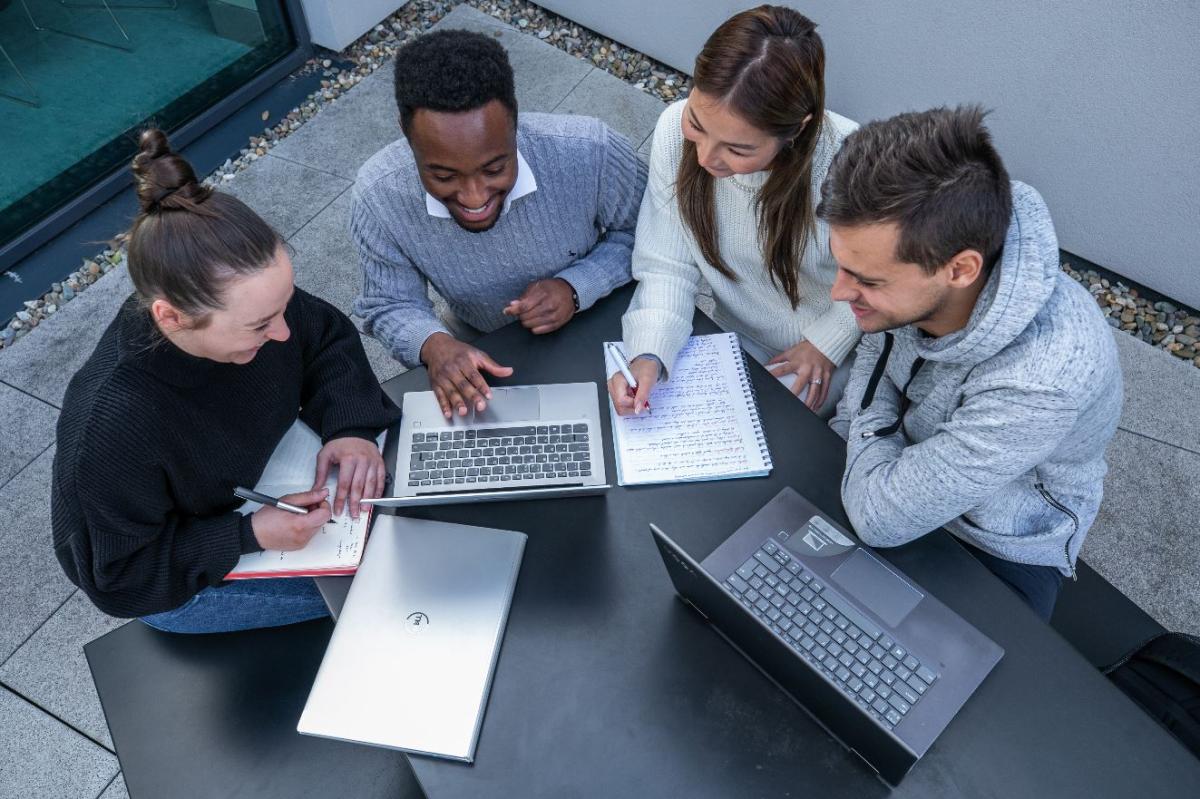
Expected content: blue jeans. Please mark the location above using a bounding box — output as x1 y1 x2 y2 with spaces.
140 577 330 634
961 541 1065 622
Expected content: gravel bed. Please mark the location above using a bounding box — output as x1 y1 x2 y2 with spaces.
1066 263 1200 366
2 0 1196 372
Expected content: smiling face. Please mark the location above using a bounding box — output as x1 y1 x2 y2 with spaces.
681 88 786 177
406 99 518 232
828 222 952 334
153 246 295 364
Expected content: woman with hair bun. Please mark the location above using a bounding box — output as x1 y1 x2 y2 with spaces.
50 130 398 633
610 5 860 418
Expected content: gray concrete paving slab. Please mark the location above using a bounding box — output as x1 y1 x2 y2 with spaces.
553 67 666 150
433 5 593 113
287 187 360 316
360 333 407 384
1083 428 1200 636
223 153 352 239
98 774 128 799
638 130 654 157
1111 329 1200 454
268 65 400 181
0 384 57 491
0 447 76 664
0 590 124 749
0 266 133 408
0 686 118 799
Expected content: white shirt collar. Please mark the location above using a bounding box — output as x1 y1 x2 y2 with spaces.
424 149 538 219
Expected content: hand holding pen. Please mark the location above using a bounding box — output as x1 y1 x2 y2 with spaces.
605 342 656 417
237 486 332 551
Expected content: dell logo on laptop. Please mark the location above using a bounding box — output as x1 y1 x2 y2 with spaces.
405 611 430 633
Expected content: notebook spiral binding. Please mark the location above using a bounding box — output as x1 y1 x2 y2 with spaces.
728 332 774 469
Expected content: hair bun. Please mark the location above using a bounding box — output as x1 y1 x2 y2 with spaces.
131 128 211 214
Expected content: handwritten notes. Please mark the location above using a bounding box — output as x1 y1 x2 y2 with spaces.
226 420 385 579
604 333 772 486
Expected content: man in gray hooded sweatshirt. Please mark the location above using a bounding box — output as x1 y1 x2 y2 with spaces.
819 106 1122 621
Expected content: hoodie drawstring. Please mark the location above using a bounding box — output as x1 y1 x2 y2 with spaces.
860 333 926 439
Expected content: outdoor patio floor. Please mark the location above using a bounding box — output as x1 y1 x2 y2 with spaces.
0 5 1196 797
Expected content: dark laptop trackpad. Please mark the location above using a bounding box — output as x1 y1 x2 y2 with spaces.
471 387 541 424
832 549 923 628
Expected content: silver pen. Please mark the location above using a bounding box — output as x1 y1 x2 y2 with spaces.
234 486 308 515
606 342 652 413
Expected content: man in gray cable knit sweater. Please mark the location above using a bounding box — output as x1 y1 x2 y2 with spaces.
819 106 1122 620
352 30 648 419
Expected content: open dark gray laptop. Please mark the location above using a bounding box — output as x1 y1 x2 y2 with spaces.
364 382 609 507
650 486 1003 785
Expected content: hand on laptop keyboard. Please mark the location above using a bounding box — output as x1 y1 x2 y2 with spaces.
420 333 514 418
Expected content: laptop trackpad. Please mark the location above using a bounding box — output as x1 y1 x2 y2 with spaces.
832 549 923 628
471 386 541 425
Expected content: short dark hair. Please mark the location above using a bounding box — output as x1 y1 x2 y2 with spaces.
392 29 518 133
128 129 281 322
817 105 1012 273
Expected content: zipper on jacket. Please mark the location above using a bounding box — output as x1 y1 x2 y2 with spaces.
1035 480 1079 581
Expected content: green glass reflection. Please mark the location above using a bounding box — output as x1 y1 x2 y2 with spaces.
0 0 296 246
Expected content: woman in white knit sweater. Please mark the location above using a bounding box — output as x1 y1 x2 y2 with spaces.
609 6 860 418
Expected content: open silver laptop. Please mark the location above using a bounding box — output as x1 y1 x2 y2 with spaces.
298 515 526 762
364 382 609 507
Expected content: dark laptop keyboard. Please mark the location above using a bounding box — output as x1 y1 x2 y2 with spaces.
723 539 939 731
406 422 593 491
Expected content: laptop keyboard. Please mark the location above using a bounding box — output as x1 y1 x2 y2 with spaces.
723 538 939 731
406 422 593 492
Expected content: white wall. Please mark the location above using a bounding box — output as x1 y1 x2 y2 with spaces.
300 0 408 51
542 1 1200 307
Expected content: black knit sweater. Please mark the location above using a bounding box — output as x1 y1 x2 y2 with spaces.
51 289 399 617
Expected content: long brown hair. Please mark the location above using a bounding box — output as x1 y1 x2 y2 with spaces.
128 129 282 323
677 5 825 308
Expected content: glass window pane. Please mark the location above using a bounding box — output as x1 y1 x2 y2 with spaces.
0 0 297 245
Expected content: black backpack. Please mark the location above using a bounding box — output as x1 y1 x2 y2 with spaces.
1106 632 1200 759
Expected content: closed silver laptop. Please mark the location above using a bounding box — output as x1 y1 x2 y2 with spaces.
298 515 526 762
365 382 609 507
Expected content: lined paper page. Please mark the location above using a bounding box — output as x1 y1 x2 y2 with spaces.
604 333 770 486
227 420 385 578
227 506 371 577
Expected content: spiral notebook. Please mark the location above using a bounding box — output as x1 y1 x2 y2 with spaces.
603 332 772 486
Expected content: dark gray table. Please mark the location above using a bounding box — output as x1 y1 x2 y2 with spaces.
87 285 1200 798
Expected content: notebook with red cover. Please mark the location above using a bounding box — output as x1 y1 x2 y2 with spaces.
226 421 386 580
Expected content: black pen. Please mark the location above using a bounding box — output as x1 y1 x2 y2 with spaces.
234 486 308 515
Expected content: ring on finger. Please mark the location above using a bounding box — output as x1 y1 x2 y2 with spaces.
810 377 824 385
